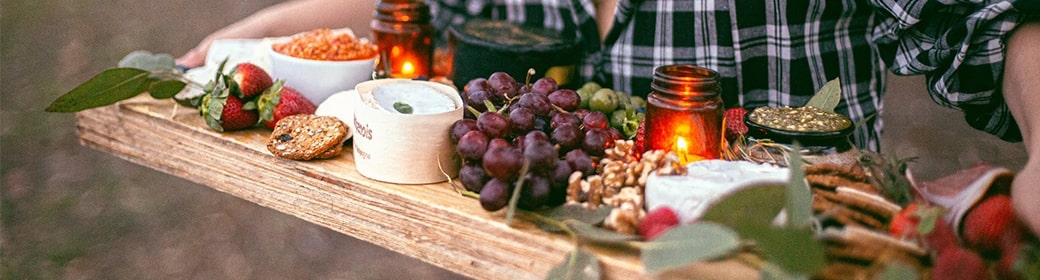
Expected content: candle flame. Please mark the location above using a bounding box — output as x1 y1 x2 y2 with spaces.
676 137 688 152
676 137 690 164
401 61 415 76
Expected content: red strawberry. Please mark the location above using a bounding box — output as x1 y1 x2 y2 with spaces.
724 107 748 142
996 223 1028 280
639 206 679 241
890 203 921 239
258 81 317 129
230 62 273 99
962 194 1015 258
925 217 960 255
200 88 258 132
930 246 990 280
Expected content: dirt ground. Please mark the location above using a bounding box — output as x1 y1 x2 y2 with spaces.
0 0 1027 279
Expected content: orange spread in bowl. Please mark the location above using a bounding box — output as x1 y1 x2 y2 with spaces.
273 29 378 61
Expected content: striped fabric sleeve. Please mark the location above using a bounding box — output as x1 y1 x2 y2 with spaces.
870 0 1039 142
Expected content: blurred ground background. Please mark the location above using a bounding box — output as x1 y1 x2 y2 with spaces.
0 0 1028 279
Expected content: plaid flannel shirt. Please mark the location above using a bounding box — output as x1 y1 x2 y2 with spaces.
429 0 1038 151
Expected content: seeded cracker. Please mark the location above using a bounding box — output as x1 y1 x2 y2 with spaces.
267 114 347 160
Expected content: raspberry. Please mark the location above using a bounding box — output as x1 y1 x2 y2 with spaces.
925 217 960 255
632 120 646 156
639 206 679 241
724 107 748 142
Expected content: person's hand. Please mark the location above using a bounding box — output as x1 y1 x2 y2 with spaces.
1004 21 1040 237
176 18 270 68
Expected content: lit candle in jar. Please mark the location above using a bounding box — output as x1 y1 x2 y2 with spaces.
371 0 433 79
644 65 724 161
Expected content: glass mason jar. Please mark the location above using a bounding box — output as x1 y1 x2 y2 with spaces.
644 65 724 161
370 0 433 79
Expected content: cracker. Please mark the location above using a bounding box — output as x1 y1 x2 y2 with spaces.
267 115 347 160
807 173 879 194
835 186 902 219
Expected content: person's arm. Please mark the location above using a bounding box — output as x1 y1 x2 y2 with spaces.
176 0 375 68
1004 21 1040 236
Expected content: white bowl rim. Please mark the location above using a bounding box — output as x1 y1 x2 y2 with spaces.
267 45 378 65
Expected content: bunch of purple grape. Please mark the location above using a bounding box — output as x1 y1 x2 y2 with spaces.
450 72 625 212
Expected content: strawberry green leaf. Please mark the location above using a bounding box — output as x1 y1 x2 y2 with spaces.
701 183 786 230
148 80 187 99
546 248 601 280
641 222 740 273
46 68 152 112
118 50 177 72
785 143 813 229
805 78 841 112
258 80 285 122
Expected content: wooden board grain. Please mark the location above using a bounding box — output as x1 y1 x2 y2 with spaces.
74 96 757 280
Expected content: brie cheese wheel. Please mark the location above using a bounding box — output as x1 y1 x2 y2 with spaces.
370 83 457 114
645 160 790 224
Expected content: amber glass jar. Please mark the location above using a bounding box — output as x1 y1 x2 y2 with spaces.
370 0 433 79
644 65 724 161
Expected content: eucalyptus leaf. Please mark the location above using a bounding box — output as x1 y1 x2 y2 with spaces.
741 225 825 275
535 205 612 232
46 68 151 112
875 262 918 280
785 144 813 229
701 183 787 230
565 220 639 245
804 78 841 112
641 222 740 273
118 50 177 72
546 248 601 280
148 80 187 99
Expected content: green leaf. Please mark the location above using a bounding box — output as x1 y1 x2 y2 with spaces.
805 78 841 112
393 102 414 114
546 248 601 280
535 205 612 232
504 160 530 226
785 143 813 229
46 68 151 112
118 50 177 72
565 220 639 245
148 80 187 99
641 222 740 273
701 183 787 230
741 225 826 275
875 262 918 280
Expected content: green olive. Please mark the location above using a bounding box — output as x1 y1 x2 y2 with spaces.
590 88 619 113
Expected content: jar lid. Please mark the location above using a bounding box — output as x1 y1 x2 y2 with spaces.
449 19 577 54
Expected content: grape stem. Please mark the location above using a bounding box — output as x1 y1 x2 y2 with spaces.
504 159 531 226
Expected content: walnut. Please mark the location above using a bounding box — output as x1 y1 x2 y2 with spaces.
604 201 644 235
586 175 604 209
566 171 585 204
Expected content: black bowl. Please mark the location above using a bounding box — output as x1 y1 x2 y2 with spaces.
743 110 855 150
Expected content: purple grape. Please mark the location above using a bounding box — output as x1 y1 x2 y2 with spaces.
477 111 510 139
460 163 489 193
466 90 491 113
523 140 557 175
523 130 550 146
548 158 572 207
480 178 512 211
565 149 595 175
607 127 624 141
488 138 512 150
550 112 582 130
519 174 551 210
583 128 611 156
457 130 489 161
488 72 519 100
583 111 609 131
533 117 550 134
548 89 580 111
508 107 536 136
464 78 490 94
551 123 583 154
530 77 558 96
483 145 523 181
572 109 591 121
450 119 478 143
516 92 553 117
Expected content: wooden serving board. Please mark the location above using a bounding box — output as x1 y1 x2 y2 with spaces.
74 96 756 280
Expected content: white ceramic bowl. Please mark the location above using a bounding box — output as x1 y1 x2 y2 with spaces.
267 41 376 105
